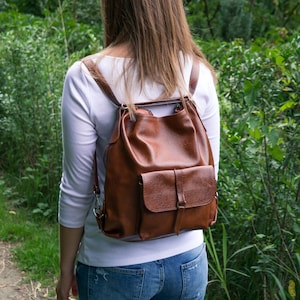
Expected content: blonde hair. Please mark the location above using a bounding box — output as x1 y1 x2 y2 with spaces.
100 0 216 101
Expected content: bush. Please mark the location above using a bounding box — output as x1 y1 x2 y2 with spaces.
201 32 300 299
0 11 101 218
0 21 63 217
219 0 252 41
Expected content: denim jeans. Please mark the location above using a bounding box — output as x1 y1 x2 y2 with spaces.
76 243 208 300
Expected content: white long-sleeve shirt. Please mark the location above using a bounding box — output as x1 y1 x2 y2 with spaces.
59 54 220 267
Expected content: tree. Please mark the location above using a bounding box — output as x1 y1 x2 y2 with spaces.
186 0 299 41
219 0 252 41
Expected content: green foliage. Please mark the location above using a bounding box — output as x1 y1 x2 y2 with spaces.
201 32 300 299
0 17 64 217
219 0 252 41
3 0 102 26
0 10 101 219
186 0 220 40
186 0 299 41
3 0 46 16
60 0 102 27
205 224 254 299
250 0 300 39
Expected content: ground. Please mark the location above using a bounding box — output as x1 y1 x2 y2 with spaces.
0 241 55 300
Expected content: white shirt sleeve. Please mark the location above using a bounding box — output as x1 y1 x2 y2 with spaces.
58 62 97 228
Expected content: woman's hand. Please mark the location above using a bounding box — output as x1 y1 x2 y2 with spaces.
56 271 72 300
56 271 78 300
71 274 78 297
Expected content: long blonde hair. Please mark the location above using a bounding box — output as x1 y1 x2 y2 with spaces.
100 0 216 99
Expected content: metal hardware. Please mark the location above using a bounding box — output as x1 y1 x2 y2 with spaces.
121 104 128 110
93 207 105 219
93 192 104 219
177 197 187 209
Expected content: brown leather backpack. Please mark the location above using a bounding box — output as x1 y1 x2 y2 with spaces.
83 58 218 241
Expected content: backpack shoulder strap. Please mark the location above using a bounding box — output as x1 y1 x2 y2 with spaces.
82 57 200 103
82 59 120 107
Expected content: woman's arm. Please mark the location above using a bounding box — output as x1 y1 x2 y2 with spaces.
56 225 83 300
59 225 83 275
57 62 97 299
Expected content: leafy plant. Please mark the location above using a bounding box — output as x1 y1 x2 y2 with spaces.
204 32 300 299
205 224 254 299
0 10 100 218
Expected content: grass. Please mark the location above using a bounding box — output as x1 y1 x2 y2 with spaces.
0 179 59 289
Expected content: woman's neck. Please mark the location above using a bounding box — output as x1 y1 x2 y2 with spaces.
101 42 133 58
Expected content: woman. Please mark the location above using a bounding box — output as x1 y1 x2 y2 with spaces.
56 1 220 299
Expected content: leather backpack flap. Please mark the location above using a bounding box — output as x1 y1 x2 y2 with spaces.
141 166 216 211
138 165 217 240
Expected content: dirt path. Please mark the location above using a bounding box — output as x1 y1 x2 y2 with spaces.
0 241 55 300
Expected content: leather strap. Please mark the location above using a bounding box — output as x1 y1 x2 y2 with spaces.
82 59 120 106
174 169 186 234
93 153 100 194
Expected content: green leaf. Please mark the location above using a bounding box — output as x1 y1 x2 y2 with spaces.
249 127 261 140
268 144 284 161
268 128 279 146
279 100 297 112
275 55 284 66
228 244 256 261
226 268 250 277
270 273 287 300
256 234 266 239
222 224 228 272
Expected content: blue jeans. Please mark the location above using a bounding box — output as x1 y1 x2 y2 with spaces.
76 243 208 300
